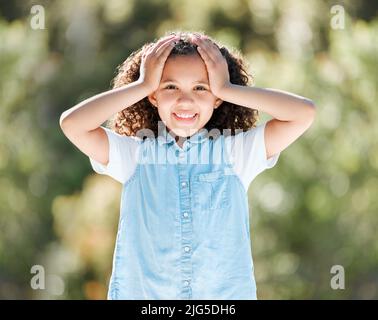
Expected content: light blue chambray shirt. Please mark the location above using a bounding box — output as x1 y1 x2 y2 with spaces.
89 122 280 299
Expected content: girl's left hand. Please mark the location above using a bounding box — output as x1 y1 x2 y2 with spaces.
191 34 231 98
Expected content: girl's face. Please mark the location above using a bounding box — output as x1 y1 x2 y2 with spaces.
148 54 223 138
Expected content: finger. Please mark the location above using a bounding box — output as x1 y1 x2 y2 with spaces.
194 38 216 62
142 44 154 58
191 36 214 60
142 37 174 62
196 45 215 67
195 35 222 60
196 38 220 62
155 37 177 57
151 35 177 54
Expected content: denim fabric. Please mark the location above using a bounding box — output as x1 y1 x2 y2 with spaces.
105 126 260 300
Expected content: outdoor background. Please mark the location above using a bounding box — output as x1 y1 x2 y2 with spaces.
0 0 377 299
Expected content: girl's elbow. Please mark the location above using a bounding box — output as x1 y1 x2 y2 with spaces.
304 99 317 120
59 112 77 135
297 100 316 125
59 112 70 130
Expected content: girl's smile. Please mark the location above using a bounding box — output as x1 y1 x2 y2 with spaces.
172 112 199 124
148 54 223 138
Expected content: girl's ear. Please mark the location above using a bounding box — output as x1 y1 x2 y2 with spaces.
214 98 223 109
148 92 158 107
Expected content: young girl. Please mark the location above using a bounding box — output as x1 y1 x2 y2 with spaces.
59 31 316 300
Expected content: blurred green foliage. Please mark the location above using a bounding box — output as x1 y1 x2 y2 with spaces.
0 0 377 299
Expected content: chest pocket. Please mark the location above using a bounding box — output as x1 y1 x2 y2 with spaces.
193 168 233 210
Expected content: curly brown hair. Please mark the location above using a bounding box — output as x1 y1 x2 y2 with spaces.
108 30 259 137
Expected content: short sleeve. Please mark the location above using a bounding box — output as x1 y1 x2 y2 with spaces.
225 121 280 191
89 126 141 184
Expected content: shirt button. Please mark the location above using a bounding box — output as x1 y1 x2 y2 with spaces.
181 182 187 187
184 246 191 253
184 280 190 287
183 212 189 218
175 150 180 157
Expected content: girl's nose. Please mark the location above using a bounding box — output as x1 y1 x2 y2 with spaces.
177 93 194 103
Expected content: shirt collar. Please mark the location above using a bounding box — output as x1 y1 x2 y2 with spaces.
156 125 209 146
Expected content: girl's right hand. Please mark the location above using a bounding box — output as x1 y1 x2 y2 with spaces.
138 35 179 93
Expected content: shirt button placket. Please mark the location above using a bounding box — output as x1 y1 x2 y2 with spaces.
178 147 193 299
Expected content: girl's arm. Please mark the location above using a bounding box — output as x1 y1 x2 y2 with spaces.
218 85 316 159
59 81 151 165
60 35 178 166
191 35 316 160
60 81 150 133
219 85 315 122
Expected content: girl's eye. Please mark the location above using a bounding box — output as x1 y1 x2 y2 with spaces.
163 85 207 91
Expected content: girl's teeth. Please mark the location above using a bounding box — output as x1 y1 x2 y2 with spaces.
175 113 196 118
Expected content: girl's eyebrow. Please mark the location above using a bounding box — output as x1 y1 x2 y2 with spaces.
161 79 209 85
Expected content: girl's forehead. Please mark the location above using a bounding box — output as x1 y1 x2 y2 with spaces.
162 56 208 82
167 53 202 63
164 54 206 72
